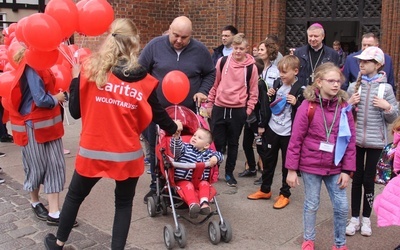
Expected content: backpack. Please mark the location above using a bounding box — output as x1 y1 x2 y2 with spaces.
375 142 397 185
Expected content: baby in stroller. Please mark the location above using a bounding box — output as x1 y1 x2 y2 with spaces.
170 127 223 218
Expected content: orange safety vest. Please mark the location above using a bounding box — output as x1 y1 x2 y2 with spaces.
75 72 158 180
3 62 64 146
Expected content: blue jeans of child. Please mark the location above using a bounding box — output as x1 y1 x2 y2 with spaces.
302 172 348 247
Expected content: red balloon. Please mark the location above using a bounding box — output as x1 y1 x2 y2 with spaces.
6 41 24 69
77 0 114 36
3 62 15 72
45 0 79 40
51 64 72 92
25 48 59 70
3 32 15 46
0 48 8 71
23 13 63 51
15 17 29 46
0 71 17 97
7 23 17 34
162 70 190 105
76 0 89 11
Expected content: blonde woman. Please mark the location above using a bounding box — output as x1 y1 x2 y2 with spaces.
44 18 182 250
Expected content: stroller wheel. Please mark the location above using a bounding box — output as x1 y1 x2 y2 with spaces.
161 198 168 215
147 197 156 217
220 219 233 243
164 224 176 249
208 220 221 245
176 223 187 248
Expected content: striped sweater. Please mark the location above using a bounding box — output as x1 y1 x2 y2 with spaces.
170 137 223 181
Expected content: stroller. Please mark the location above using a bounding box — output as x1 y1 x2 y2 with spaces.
146 105 232 249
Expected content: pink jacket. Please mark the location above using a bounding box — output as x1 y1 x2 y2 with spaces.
207 54 259 115
373 174 400 227
285 87 356 175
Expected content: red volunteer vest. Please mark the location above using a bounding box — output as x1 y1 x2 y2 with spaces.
76 72 158 180
4 63 64 146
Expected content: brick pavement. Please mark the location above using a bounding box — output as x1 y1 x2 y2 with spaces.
0 174 139 250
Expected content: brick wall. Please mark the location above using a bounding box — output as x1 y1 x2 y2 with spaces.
74 0 398 88
74 0 285 54
381 0 400 97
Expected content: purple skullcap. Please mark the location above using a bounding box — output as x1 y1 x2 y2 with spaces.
310 23 323 29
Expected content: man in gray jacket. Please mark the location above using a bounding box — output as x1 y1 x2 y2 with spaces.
139 16 215 203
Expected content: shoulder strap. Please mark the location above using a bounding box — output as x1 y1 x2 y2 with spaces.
219 56 228 73
245 64 253 98
307 101 317 124
378 83 385 99
220 56 253 98
289 81 304 96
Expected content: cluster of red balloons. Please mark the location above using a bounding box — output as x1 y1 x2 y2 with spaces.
0 0 113 96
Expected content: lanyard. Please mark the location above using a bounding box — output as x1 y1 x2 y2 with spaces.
318 95 339 142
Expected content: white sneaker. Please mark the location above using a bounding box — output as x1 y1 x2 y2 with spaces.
346 217 360 236
361 217 372 236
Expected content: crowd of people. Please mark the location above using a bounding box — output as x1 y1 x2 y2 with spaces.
0 16 399 250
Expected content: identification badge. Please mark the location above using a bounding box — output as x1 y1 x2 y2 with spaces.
319 141 334 153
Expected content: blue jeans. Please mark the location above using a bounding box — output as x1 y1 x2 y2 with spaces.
302 172 348 247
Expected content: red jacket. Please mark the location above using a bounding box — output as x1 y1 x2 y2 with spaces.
76 72 158 180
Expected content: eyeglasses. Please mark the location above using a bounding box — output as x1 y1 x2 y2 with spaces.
321 78 342 85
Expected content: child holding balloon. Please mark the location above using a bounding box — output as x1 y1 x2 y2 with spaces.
170 127 223 218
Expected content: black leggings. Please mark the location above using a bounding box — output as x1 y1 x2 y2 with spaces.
57 170 138 250
351 146 381 218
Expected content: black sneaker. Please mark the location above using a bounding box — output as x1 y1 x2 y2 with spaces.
225 174 237 187
0 178 4 184
253 176 262 185
47 215 79 227
32 203 48 221
44 233 63 250
0 134 13 143
238 169 257 177
0 152 5 158
143 189 156 204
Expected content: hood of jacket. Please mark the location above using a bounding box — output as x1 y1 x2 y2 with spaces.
111 59 147 83
222 53 255 77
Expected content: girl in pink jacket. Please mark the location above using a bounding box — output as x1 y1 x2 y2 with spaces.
286 63 356 250
373 117 400 250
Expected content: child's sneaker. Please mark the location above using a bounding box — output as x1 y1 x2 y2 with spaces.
200 201 211 215
361 217 372 236
301 240 314 250
189 203 200 218
345 217 360 236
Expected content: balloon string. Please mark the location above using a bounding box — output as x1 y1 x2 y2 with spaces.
173 104 178 157
76 35 87 65
57 47 74 66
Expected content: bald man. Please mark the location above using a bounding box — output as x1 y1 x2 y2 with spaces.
139 16 215 203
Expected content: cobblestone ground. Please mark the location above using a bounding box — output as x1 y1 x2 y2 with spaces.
0 175 140 250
